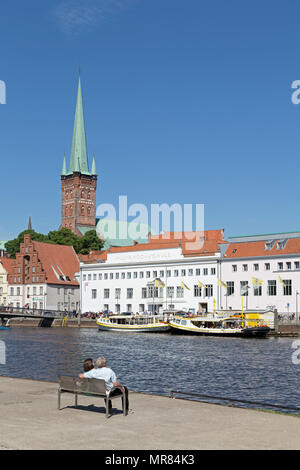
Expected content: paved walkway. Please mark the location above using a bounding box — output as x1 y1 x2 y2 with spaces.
0 376 300 450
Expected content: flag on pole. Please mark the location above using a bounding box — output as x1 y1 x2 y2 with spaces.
217 279 227 288
252 277 263 286
155 279 165 288
198 280 204 288
240 284 249 295
181 281 190 290
278 275 285 286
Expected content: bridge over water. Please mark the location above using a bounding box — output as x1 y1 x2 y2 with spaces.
0 306 66 327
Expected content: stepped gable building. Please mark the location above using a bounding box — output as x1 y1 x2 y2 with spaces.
8 234 80 311
60 75 97 237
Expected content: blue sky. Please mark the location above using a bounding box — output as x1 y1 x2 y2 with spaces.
1 0 300 241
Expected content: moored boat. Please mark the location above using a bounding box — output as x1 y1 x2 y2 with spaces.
168 313 270 337
96 314 171 333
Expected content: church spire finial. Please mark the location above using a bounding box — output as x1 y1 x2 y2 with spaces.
28 216 32 231
69 74 90 175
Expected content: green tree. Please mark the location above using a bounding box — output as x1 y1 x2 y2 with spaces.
5 228 105 258
79 230 104 254
5 230 48 258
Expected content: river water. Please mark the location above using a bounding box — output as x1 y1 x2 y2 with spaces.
0 328 300 413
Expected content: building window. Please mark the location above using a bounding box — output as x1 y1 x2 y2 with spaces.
283 279 292 296
127 272 131 279
139 272 144 279
253 264 259 271
88 274 91 280
115 273 119 280
134 272 138 279
278 263 283 271
286 262 291 270
295 261 300 270
211 268 216 275
181 269 186 276
32 266 36 273
167 270 171 278
167 286 175 298
203 268 208 276
93 274 97 280
153 271 157 278
83 274 86 281
104 273 108 280
122 273 125 279
177 286 184 298
265 263 270 271
10 287 14 296
104 289 110 299
240 281 249 296
227 281 234 296
253 285 262 296
127 288 133 299
110 273 113 280
174 270 179 277
188 269 193 276
17 287 20 296
242 264 248 272
39 287 43 295
196 269 200 276
115 288 121 299
160 271 164 277
33 287 36 295
267 280 277 296
194 285 201 297
204 285 213 297
92 289 97 299
146 271 150 278
142 288 147 299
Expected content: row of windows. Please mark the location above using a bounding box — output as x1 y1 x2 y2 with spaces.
232 261 300 272
91 285 214 300
84 267 216 282
10 286 44 296
225 280 292 296
13 275 41 283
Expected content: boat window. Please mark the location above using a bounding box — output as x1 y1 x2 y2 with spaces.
181 320 187 325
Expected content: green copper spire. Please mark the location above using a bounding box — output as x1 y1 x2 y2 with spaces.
61 154 67 176
69 75 90 175
91 154 97 176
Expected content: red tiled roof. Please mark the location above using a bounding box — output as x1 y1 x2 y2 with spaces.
0 257 14 274
224 238 300 259
80 230 226 262
32 241 80 285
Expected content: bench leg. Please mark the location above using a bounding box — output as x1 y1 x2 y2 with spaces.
75 392 78 408
58 389 61 410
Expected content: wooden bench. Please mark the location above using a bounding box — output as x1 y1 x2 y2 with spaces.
57 375 127 418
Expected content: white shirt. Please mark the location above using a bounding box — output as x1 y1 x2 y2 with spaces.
83 367 117 393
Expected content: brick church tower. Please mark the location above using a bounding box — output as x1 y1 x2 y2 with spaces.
60 75 98 237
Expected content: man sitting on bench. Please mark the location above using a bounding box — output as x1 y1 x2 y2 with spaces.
78 356 129 414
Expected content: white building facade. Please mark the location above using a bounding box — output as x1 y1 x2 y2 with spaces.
80 231 300 316
80 231 226 314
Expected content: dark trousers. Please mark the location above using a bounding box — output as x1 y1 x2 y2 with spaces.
105 386 129 412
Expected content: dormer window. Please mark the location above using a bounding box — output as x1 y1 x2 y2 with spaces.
265 240 276 251
277 239 288 250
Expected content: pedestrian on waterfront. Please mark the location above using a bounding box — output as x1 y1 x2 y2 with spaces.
83 357 94 372
78 356 129 414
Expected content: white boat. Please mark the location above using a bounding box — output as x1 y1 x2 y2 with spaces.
168 313 270 337
97 314 171 333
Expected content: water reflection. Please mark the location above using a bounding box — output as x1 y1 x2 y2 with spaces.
0 328 300 411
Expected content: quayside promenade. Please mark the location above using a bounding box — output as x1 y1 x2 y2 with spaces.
1 377 300 450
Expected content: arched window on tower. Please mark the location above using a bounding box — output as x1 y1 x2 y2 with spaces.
87 206 91 215
81 205 85 215
87 190 91 199
81 190 85 199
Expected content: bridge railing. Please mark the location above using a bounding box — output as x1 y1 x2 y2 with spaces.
0 306 67 318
